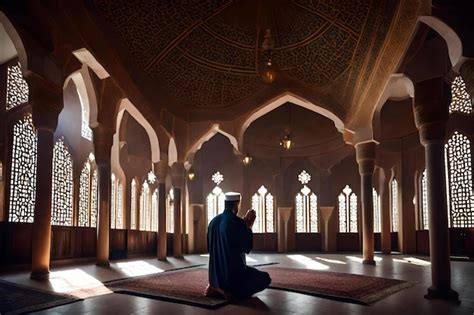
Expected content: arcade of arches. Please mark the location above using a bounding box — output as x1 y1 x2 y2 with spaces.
0 1 473 314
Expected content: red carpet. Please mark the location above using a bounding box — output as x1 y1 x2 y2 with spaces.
266 267 416 304
107 267 227 309
107 266 415 308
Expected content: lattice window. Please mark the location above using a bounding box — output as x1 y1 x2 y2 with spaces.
110 174 124 229
390 178 399 232
111 174 116 229
131 179 137 230
251 185 275 233
445 132 474 228
51 138 73 226
76 89 93 141
449 76 473 114
91 169 98 227
295 170 318 233
338 185 358 233
78 153 98 227
207 171 225 224
167 188 174 233
420 169 429 230
8 114 37 223
6 62 29 111
140 180 151 231
373 188 381 233
152 189 158 232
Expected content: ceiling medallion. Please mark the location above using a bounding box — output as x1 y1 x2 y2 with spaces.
259 29 278 84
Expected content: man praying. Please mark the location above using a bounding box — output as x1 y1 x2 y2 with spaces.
205 192 271 300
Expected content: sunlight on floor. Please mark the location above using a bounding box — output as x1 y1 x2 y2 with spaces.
116 260 165 276
314 257 347 264
287 255 330 270
346 256 382 263
393 257 431 266
49 268 112 298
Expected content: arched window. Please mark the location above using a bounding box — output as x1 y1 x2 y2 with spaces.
51 137 73 226
130 178 138 230
419 169 429 230
207 171 225 224
110 174 124 229
390 178 399 232
338 185 358 233
295 170 318 233
75 84 93 141
373 188 381 233
78 153 98 227
6 62 29 111
140 180 151 231
8 114 37 223
167 188 174 233
251 185 274 233
449 76 472 114
445 132 474 228
151 189 158 232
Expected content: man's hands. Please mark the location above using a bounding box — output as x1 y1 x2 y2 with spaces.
243 209 256 229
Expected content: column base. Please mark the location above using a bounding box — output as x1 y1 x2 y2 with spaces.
157 257 167 261
96 260 110 267
424 286 460 304
30 270 50 280
173 255 183 259
362 259 376 266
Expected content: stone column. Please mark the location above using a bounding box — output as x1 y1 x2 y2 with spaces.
28 75 62 280
380 170 391 254
356 141 377 265
93 125 114 267
155 160 168 260
277 207 292 253
320 206 336 252
171 162 185 258
414 78 459 301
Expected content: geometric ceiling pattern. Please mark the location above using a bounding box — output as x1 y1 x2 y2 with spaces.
94 0 398 117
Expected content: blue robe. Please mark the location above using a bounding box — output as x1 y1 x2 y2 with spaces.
208 209 271 299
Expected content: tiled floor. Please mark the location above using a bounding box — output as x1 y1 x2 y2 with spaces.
1 253 473 314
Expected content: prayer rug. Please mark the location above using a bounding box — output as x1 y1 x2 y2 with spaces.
0 279 80 315
265 267 416 305
106 267 227 309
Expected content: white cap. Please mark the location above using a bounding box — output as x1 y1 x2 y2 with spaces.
224 192 241 202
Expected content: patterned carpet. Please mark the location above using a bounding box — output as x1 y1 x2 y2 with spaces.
107 266 415 308
265 267 416 304
0 280 80 315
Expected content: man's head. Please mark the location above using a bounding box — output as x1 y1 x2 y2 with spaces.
224 192 241 215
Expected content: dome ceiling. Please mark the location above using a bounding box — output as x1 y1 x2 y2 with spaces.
91 0 417 121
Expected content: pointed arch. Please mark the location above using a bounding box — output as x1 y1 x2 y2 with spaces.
419 16 463 68
186 124 239 162
116 99 160 163
238 92 345 148
0 12 28 70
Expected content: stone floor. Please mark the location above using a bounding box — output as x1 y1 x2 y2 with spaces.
1 253 473 314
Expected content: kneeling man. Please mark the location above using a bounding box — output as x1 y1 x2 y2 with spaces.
205 192 271 300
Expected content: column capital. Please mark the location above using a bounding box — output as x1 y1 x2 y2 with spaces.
355 141 377 175
277 207 292 222
460 59 474 96
154 160 169 184
92 125 114 165
414 78 450 145
26 73 63 132
170 162 185 188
